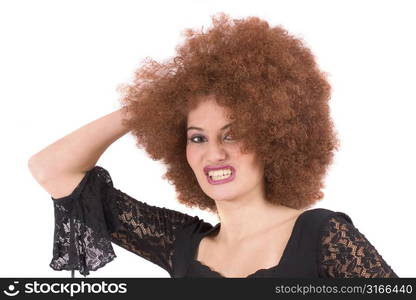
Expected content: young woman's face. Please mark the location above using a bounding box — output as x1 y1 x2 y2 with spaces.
186 96 265 203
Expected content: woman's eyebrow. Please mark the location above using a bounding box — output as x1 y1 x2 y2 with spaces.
187 123 232 132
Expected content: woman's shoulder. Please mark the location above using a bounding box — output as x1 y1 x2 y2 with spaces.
314 208 398 277
300 207 353 227
293 207 354 246
174 215 219 239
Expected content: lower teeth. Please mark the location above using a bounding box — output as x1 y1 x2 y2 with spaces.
211 174 231 181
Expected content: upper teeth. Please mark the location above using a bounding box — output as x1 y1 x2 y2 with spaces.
208 169 232 176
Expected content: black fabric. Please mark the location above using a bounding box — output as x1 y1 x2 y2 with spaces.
50 165 398 278
50 165 198 277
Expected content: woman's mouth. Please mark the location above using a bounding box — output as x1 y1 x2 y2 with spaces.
205 168 236 185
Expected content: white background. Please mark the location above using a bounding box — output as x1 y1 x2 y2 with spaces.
1 0 414 278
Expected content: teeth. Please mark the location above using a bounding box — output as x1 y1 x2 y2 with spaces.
207 169 232 177
210 173 231 181
207 168 233 181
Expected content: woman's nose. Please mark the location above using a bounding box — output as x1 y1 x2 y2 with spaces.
205 140 227 161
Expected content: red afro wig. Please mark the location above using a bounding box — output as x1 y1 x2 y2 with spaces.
117 12 340 215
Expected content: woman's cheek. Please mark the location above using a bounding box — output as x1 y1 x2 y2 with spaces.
186 146 199 170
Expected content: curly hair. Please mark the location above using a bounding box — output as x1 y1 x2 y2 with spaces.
117 12 340 215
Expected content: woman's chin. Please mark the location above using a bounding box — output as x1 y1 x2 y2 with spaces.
199 179 241 202
205 190 239 203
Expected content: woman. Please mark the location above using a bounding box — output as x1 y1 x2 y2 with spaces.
28 13 397 278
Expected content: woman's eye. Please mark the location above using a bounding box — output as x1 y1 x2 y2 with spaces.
188 135 205 143
188 134 234 144
224 134 234 141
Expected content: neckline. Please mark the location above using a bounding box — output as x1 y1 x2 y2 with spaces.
191 209 307 278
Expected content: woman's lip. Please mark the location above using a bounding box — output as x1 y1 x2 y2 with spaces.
206 169 236 185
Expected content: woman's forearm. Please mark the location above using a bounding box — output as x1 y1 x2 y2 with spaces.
28 107 132 182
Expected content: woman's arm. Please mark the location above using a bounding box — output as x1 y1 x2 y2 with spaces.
28 106 133 198
319 215 398 278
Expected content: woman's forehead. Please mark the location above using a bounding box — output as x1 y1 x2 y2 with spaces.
187 97 231 121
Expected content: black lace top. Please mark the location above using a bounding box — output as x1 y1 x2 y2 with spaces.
50 165 398 278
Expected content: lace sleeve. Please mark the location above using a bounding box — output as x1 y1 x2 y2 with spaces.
50 165 199 277
318 215 398 278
